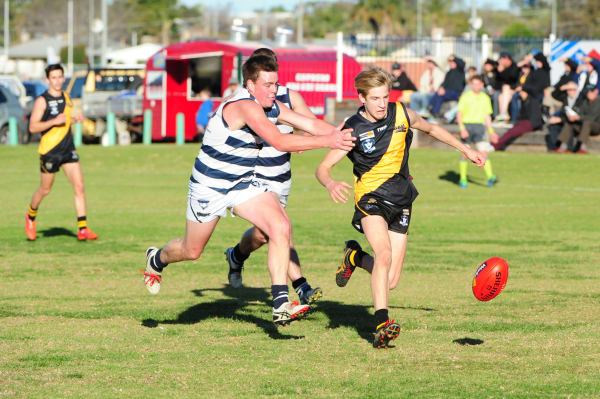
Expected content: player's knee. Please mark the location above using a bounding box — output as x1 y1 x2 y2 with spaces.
184 246 203 260
266 218 291 243
375 248 392 269
73 184 85 196
39 187 52 197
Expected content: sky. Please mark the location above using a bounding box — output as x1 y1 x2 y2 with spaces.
182 0 512 16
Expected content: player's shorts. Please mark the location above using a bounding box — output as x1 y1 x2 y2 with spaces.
352 195 412 234
187 178 269 223
462 124 495 152
39 146 79 173
255 178 290 207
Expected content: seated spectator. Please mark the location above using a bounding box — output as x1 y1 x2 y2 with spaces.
575 56 600 105
545 84 579 151
428 55 466 116
494 52 520 121
553 86 600 154
482 58 499 114
493 86 543 151
409 57 444 117
544 57 579 116
508 62 532 123
391 62 417 92
510 53 551 123
195 88 214 140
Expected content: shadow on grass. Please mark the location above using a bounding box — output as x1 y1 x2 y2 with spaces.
141 285 303 340
39 227 77 238
316 302 436 348
453 337 484 346
438 170 485 187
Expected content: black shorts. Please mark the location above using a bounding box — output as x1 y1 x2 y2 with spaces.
352 195 413 234
40 146 79 173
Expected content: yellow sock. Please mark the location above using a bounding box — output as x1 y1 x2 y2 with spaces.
77 217 87 230
483 159 494 179
28 205 38 220
459 160 468 182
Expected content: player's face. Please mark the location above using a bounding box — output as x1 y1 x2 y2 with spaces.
248 70 278 108
471 79 484 93
46 70 65 92
359 85 389 122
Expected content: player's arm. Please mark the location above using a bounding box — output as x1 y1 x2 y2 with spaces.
276 101 346 137
456 110 469 140
484 114 498 144
315 148 353 203
229 100 355 152
28 97 64 134
407 107 485 167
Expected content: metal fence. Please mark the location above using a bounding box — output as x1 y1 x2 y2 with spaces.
343 36 547 91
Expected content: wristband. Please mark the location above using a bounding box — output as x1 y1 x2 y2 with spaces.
459 124 465 130
488 128 495 134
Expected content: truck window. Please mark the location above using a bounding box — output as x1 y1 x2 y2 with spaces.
70 77 86 99
95 73 143 92
189 56 222 99
0 88 6 103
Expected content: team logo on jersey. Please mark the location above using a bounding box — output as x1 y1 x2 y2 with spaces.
393 124 407 133
48 100 59 115
359 130 376 153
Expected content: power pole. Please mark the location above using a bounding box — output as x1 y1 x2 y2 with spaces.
4 0 9 72
68 0 73 75
101 0 107 66
297 0 303 45
417 0 422 38
89 0 94 66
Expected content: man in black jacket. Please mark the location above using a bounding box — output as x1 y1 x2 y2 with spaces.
428 55 466 116
554 86 600 154
390 62 417 92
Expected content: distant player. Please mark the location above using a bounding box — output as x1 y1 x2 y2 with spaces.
25 63 98 241
142 55 355 326
224 48 322 306
456 74 498 188
315 68 484 348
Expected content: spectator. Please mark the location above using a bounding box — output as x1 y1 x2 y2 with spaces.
222 76 240 98
507 62 531 123
482 58 499 115
523 53 551 99
195 88 214 140
428 55 466 116
456 75 498 188
553 86 600 154
545 84 579 151
409 58 444 117
443 66 478 123
494 52 520 121
545 57 579 114
575 56 600 105
493 86 543 151
390 62 417 92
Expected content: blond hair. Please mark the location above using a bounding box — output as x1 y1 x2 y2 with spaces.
354 67 392 97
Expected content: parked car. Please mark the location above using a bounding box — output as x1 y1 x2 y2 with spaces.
0 85 28 144
0 75 34 116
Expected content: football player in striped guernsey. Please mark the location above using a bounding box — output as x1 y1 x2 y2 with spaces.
142 55 355 326
225 48 322 306
316 67 484 347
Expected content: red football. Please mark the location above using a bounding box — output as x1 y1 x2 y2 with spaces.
472 257 509 301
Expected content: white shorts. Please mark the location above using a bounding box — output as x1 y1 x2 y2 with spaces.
255 178 290 207
186 179 269 223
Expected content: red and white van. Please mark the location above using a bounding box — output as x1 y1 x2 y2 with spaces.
142 40 363 141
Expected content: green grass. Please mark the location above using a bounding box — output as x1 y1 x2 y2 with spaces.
1 143 599 398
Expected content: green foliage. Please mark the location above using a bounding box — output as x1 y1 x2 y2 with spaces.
503 21 537 38
60 45 87 65
304 2 353 38
1 144 599 397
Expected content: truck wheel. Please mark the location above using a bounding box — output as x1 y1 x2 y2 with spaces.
0 125 8 145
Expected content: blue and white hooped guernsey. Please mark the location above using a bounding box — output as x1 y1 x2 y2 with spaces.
254 84 293 196
190 87 280 194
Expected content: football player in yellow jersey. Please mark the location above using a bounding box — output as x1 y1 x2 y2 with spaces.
25 64 98 241
316 67 485 348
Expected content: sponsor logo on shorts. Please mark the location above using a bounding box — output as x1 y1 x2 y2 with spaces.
197 200 209 210
403 208 410 215
45 162 53 170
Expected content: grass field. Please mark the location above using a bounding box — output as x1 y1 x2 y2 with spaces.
1 143 599 398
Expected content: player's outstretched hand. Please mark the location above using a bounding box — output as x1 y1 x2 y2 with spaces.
326 180 352 203
465 147 486 167
326 122 355 151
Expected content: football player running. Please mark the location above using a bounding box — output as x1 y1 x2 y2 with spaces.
224 48 322 307
316 67 484 347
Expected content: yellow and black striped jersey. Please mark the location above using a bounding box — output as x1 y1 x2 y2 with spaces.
345 102 419 206
38 91 74 155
